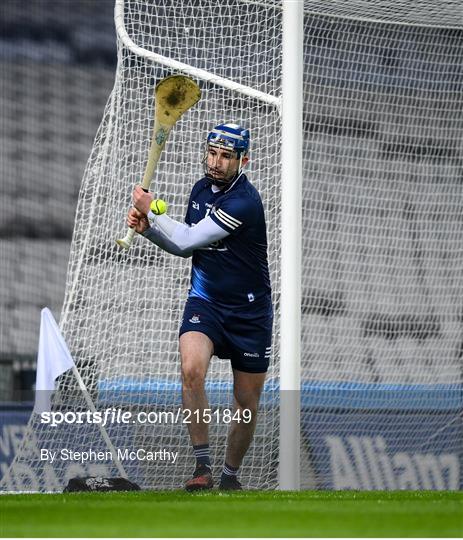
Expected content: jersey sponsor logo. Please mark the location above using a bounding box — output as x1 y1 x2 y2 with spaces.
243 352 260 358
189 218 227 251
188 314 201 324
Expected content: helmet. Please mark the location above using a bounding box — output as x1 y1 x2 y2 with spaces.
206 123 250 157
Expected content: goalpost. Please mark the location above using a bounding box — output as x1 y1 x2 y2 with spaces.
2 0 462 492
280 0 303 490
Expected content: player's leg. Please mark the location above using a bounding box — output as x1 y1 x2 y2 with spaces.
220 368 266 490
219 303 273 489
180 330 213 445
180 330 215 491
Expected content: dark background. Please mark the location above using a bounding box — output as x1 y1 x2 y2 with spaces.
0 0 117 399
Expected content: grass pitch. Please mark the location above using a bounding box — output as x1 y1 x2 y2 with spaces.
1 490 461 537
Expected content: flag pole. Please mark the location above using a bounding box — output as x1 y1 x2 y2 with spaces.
35 308 128 479
70 365 128 478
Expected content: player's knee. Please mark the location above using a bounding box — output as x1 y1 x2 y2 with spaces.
181 360 206 389
234 393 259 417
234 382 263 413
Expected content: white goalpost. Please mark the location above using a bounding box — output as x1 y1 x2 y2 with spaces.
279 0 303 490
2 0 462 492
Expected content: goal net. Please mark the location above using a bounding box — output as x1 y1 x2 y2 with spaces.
2 0 462 492
300 2 462 489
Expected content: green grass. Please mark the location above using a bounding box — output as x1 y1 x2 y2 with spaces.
1 491 462 537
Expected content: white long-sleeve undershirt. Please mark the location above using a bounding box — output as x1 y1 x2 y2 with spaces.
141 212 230 257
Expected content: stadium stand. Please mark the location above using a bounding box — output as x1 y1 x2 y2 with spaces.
0 1 117 387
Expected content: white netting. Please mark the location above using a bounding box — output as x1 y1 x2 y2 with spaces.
2 0 462 491
300 11 462 489
2 0 282 491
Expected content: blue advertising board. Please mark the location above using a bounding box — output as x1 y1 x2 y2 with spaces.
301 382 462 490
0 403 33 478
1 381 461 491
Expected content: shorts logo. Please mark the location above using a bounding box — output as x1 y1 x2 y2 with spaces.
189 314 201 324
248 292 255 302
244 352 260 358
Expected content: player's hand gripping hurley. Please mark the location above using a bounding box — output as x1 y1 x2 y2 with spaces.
116 75 201 249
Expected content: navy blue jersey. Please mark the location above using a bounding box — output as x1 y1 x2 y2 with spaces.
184 174 271 309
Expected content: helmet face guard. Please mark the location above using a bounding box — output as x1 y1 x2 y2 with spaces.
203 123 250 187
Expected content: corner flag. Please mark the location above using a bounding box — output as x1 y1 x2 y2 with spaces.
34 308 75 414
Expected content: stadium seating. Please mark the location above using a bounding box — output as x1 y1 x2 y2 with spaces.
0 1 116 377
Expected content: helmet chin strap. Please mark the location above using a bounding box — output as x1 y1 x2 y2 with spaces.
208 176 229 188
207 154 244 189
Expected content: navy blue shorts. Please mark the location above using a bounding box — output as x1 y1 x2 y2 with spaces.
179 296 273 373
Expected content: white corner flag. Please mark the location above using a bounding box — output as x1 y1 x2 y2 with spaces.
34 308 75 414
